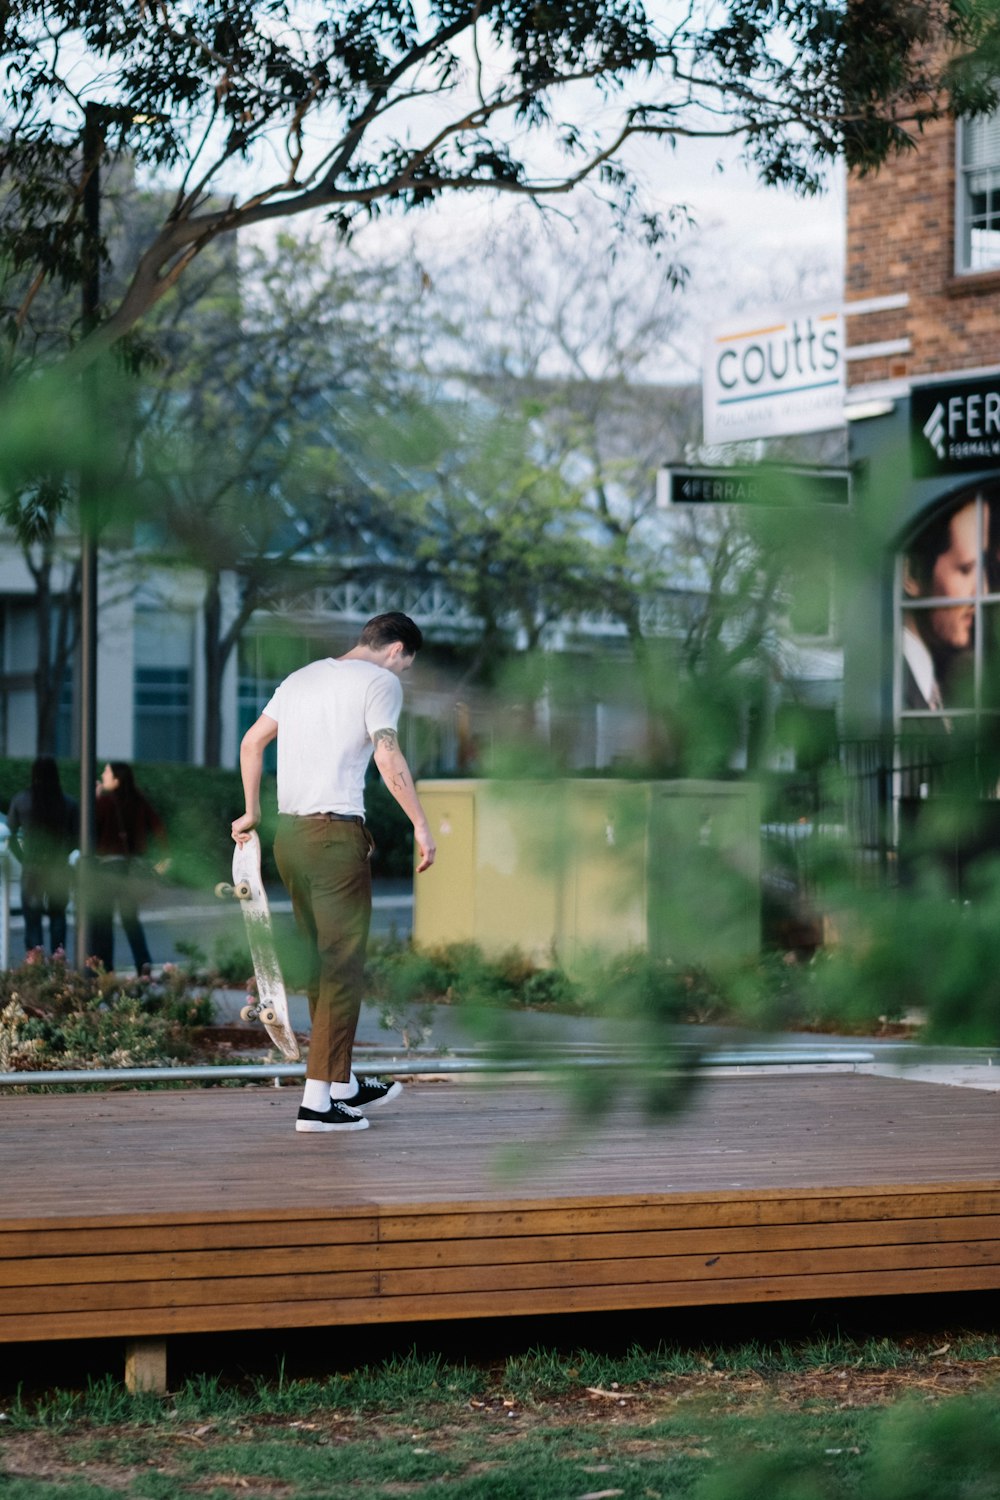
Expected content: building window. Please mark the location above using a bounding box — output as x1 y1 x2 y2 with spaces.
134 611 192 762
957 110 1000 273
54 669 75 759
897 487 1000 730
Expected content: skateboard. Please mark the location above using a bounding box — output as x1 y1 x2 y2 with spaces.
216 831 300 1060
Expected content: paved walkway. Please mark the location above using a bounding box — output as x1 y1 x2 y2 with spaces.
1 877 413 968
203 988 1000 1095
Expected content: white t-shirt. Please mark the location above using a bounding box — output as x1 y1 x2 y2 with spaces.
263 658 402 817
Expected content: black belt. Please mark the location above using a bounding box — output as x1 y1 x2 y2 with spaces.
280 816 365 828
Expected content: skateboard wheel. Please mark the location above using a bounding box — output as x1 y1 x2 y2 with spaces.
240 1004 259 1023
259 1007 277 1024
235 881 252 900
214 881 233 899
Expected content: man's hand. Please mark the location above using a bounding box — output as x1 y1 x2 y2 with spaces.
231 811 258 846
414 821 436 874
373 728 436 873
236 715 277 846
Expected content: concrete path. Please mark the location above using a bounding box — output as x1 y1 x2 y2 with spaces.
205 988 1000 1096
2 878 412 968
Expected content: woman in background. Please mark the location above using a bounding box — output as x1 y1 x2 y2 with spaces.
8 756 79 954
92 761 168 975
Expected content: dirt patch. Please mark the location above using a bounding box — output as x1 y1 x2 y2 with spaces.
461 1356 1000 1424
0 1432 149 1492
3 1360 997 1491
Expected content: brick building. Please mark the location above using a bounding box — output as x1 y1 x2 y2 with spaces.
843 102 1000 751
848 112 1000 389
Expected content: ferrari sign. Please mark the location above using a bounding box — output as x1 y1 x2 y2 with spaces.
658 466 850 508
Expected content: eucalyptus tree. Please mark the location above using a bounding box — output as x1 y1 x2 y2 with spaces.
133 232 425 764
1 0 997 377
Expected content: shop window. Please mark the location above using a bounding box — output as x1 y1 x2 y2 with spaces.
897 487 1000 730
54 670 74 758
957 110 1000 273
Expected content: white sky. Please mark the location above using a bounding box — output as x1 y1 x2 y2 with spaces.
146 9 848 384
326 132 846 379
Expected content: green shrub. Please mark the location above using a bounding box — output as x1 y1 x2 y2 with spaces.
0 951 215 1072
365 941 579 1017
866 1394 1000 1499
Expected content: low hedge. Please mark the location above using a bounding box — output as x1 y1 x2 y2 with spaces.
0 757 416 887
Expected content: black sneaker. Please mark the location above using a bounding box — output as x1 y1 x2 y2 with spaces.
345 1076 403 1111
296 1100 369 1133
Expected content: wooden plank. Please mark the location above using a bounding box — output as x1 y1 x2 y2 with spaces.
7 1270 379 1314
0 1217 380 1260
378 1188 1000 1242
0 1242 385 1289
7 1183 1000 1242
370 1216 1000 1270
5 1176 997 1237
359 1264 1000 1322
0 1204 381 1234
3 1262 1000 1343
1 1182 995 1242
378 1241 1000 1298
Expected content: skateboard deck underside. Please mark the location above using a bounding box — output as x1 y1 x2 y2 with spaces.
231 835 300 1061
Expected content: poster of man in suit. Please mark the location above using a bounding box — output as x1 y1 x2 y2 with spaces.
900 495 988 723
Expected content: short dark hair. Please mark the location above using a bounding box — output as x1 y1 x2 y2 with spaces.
357 612 423 655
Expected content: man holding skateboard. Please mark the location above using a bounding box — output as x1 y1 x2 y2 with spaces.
233 612 436 1133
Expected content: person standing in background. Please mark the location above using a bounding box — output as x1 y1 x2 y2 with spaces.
92 761 169 974
8 756 79 954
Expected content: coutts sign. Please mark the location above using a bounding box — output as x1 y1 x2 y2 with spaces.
911 373 1000 477
703 302 845 445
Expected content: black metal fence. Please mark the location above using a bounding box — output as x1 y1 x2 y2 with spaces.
762 731 1000 930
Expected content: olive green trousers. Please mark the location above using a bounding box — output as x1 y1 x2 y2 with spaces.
273 814 374 1083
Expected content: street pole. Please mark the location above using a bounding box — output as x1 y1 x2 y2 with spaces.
75 103 102 969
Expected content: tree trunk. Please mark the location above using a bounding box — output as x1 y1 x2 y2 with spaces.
28 545 80 757
202 570 263 767
33 554 54 753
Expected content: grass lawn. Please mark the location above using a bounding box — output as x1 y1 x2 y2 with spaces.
2 1332 999 1499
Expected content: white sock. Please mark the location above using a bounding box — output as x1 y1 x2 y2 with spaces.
302 1078 332 1112
329 1072 358 1101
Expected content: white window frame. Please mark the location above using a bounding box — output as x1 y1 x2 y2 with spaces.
955 111 1000 275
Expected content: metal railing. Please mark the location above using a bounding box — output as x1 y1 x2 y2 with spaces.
0 1044 891 1089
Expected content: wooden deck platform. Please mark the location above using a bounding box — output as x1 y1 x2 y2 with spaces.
2 1074 998 1352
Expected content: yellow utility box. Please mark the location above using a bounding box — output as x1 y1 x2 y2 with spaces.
413 779 760 967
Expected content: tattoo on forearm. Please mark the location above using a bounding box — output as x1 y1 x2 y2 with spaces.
373 728 398 751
